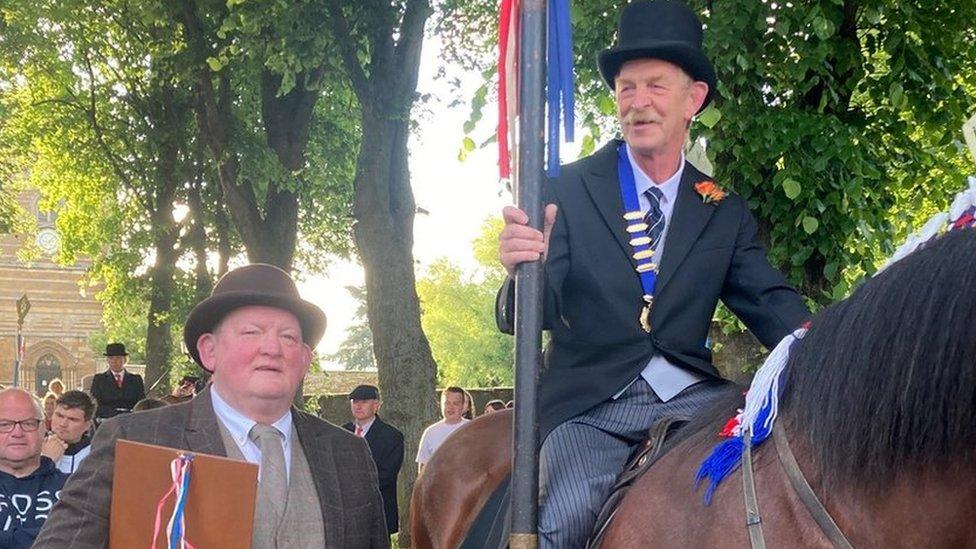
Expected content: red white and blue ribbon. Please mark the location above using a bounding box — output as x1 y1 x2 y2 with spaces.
151 453 196 549
696 175 976 504
498 0 575 181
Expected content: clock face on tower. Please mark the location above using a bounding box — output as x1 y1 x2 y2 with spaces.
36 227 60 255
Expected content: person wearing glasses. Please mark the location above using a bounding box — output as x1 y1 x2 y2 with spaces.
0 389 69 549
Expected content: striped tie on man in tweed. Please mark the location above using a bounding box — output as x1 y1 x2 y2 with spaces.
644 186 665 252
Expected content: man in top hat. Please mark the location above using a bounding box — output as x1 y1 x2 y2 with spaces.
34 264 389 548
496 0 809 545
342 385 404 535
89 343 145 419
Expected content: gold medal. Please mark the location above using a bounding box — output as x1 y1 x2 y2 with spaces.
639 295 653 333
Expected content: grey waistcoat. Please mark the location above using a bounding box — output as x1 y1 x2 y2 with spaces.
217 419 326 548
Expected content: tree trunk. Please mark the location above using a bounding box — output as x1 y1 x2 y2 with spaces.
354 111 439 547
143 85 186 395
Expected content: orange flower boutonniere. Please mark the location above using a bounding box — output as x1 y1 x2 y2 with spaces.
695 180 727 204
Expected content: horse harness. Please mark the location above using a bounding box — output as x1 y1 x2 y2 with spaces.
742 422 854 549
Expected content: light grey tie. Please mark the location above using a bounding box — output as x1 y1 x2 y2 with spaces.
249 424 288 524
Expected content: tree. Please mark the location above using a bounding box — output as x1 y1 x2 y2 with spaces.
0 0 204 391
326 2 440 541
416 218 514 387
327 285 377 371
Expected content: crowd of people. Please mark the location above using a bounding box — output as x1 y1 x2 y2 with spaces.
0 342 214 547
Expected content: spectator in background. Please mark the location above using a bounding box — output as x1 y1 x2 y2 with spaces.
0 388 68 548
161 375 199 405
90 343 145 419
483 400 506 414
342 385 405 535
417 387 469 475
41 391 94 475
46 379 65 399
132 398 168 412
41 394 57 432
461 389 477 421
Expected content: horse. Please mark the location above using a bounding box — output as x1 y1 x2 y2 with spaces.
411 228 976 548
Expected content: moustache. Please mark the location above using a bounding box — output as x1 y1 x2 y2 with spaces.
622 109 660 126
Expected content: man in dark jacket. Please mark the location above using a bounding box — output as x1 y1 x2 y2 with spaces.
497 2 809 545
0 388 69 549
89 343 145 419
343 385 404 535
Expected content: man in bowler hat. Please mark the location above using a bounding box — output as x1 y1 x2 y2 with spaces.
497 1 808 545
89 343 145 419
342 384 404 535
35 264 389 548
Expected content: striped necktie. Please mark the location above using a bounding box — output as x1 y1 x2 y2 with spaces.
644 186 665 253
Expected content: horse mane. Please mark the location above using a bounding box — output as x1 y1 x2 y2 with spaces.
780 229 976 490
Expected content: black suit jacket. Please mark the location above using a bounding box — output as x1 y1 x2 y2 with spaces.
89 370 145 418
343 416 404 534
497 140 809 437
34 387 389 548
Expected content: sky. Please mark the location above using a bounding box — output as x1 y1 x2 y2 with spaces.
297 37 513 369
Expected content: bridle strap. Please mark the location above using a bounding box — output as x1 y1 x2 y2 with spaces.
741 428 766 549
772 422 854 549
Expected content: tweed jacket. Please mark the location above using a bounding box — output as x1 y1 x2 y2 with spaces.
497 140 810 438
33 387 389 548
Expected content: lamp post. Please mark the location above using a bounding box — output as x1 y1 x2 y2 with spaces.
14 294 30 388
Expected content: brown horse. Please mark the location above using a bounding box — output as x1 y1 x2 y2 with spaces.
412 229 976 547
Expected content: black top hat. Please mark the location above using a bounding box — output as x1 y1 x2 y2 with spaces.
349 385 380 400
183 264 327 368
598 0 717 111
104 343 128 357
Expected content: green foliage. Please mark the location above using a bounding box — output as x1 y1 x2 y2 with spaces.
416 218 513 387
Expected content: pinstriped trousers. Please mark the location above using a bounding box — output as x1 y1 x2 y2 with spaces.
538 378 725 548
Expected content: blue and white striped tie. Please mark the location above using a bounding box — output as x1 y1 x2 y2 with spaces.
643 186 665 253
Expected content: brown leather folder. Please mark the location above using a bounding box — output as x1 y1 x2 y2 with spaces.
110 439 258 549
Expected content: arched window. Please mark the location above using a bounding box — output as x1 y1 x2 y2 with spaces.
35 353 62 395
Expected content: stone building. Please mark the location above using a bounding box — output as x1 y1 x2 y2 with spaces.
0 190 105 394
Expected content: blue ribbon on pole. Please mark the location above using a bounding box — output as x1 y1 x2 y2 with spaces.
546 0 575 177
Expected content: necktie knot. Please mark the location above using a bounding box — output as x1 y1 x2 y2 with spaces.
355 425 364 437
248 423 282 446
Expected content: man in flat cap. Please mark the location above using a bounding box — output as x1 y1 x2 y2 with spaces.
35 264 389 548
342 385 404 535
497 0 808 545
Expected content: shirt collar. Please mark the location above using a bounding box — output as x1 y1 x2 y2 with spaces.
356 417 376 434
210 385 292 447
626 144 684 206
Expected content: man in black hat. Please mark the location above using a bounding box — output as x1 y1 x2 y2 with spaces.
89 343 145 419
496 0 809 545
35 264 389 548
342 385 404 535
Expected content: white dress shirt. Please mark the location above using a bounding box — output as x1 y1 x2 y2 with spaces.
211 386 294 480
614 145 707 402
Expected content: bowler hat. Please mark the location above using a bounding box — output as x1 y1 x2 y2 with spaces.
183 264 327 368
598 0 717 111
104 343 128 356
349 385 380 400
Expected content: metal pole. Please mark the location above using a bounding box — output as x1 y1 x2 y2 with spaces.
13 328 21 388
14 294 30 389
510 0 546 547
